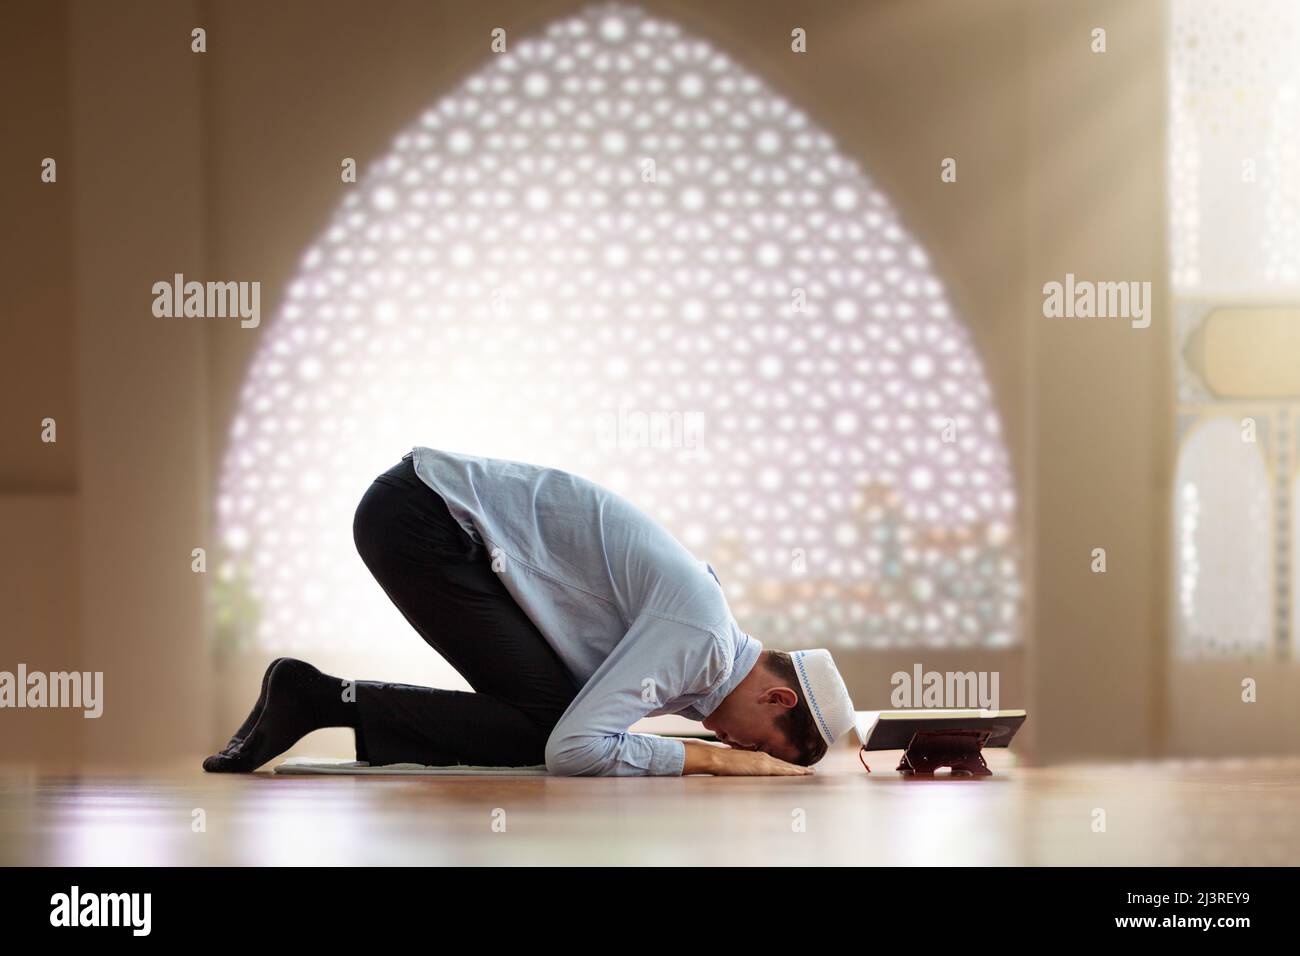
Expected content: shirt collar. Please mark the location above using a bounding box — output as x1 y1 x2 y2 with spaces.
695 627 762 717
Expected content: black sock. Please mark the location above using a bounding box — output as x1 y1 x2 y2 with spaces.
202 659 358 773
217 657 287 755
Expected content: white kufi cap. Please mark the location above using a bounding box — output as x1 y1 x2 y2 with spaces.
790 649 856 746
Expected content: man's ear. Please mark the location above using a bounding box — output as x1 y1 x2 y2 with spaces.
763 685 799 710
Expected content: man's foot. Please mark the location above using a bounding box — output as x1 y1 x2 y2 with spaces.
202 658 355 773
213 657 288 757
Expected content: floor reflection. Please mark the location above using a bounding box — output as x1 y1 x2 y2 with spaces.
2 753 1298 866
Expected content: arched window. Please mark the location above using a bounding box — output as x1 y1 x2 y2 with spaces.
214 3 1020 667
1173 418 1272 656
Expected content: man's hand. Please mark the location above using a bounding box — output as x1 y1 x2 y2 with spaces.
680 738 813 776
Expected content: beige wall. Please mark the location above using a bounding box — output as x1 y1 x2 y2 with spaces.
0 0 211 764
7 0 1282 767
1024 0 1172 759
68 0 212 765
0 497 81 760
1 0 80 761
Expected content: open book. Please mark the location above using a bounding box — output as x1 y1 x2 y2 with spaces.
855 709 1026 751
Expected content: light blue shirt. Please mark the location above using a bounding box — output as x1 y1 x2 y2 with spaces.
410 446 762 776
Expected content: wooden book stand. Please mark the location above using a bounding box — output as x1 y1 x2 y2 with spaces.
895 728 994 776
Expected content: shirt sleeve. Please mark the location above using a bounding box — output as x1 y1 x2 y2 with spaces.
543 613 729 777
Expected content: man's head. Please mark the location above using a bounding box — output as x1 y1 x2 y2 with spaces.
702 648 855 766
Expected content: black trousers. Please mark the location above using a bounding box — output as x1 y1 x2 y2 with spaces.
350 454 578 766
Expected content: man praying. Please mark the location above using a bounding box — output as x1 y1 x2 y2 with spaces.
204 447 856 776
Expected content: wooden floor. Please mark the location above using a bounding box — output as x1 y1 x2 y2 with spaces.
3 749 1298 865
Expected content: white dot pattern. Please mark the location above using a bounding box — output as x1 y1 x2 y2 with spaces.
216 3 1021 653
1170 0 1300 292
1173 418 1271 657
1171 0 1298 659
